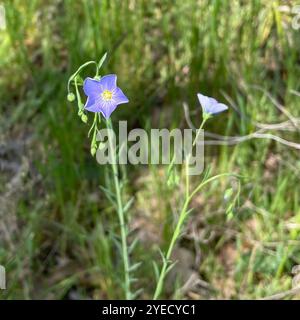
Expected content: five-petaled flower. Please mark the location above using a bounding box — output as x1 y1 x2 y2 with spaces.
197 93 228 116
83 74 129 119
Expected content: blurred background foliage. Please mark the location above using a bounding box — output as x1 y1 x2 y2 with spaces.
0 0 300 299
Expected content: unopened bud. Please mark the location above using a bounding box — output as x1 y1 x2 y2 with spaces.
67 92 75 102
81 114 88 123
91 146 97 157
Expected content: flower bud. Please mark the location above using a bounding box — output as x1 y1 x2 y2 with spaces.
91 146 97 157
67 92 76 102
81 114 88 123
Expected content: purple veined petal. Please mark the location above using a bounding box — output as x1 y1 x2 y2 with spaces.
210 103 228 115
85 97 117 118
85 97 103 113
113 87 129 105
197 93 211 113
85 95 106 113
99 74 117 91
83 77 102 98
84 95 96 110
99 100 118 119
208 97 218 105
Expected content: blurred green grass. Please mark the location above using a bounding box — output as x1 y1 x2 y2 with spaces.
0 0 300 299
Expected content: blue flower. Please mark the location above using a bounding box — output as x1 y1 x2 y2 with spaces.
197 93 228 116
83 74 129 119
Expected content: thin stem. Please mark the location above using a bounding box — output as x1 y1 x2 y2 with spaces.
192 114 209 147
185 160 190 198
185 116 208 198
74 76 82 105
88 113 98 138
153 115 229 299
153 198 189 300
67 60 98 93
153 172 234 299
106 118 131 300
188 173 235 201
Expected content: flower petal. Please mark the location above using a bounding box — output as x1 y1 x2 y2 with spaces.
210 103 228 115
83 77 102 98
208 97 218 105
84 98 102 113
113 87 129 105
99 74 117 91
197 93 211 113
99 100 118 119
85 97 118 118
83 96 95 109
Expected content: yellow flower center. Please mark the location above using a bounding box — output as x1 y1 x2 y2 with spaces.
101 90 113 101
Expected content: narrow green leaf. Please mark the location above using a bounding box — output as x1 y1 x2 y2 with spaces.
128 237 139 254
98 52 107 70
124 197 134 213
129 262 142 272
152 261 160 281
166 261 177 275
131 288 144 299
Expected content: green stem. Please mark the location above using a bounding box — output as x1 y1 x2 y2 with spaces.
153 115 227 300
185 116 208 198
106 118 131 300
153 172 233 299
67 60 98 93
153 198 189 300
193 114 210 147
88 113 98 138
189 173 234 200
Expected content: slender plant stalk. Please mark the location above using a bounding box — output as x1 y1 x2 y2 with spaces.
153 198 189 299
192 115 209 147
153 115 223 299
67 61 98 93
185 115 209 197
153 172 232 299
106 118 131 299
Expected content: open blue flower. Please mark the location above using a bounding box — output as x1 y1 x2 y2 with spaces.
83 74 129 119
197 93 228 116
